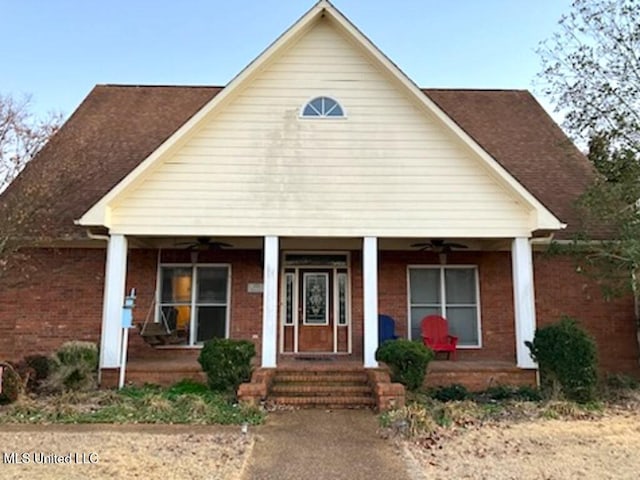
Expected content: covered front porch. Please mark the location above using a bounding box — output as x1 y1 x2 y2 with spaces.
98 234 539 391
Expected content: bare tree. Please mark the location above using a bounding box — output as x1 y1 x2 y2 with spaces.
0 93 63 191
0 93 64 278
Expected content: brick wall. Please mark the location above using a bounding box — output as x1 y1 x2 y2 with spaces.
0 248 106 361
534 254 638 375
125 249 265 359
378 251 517 362
1 246 638 377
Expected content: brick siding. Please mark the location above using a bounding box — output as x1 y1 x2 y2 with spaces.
1 247 638 377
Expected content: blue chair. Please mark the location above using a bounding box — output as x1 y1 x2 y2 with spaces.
378 314 399 345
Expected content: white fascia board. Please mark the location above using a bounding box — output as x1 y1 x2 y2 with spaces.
77 2 326 227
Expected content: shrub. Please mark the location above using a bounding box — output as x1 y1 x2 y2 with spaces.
603 373 639 390
14 355 54 392
482 385 542 402
0 362 22 404
25 355 52 382
376 340 434 391
198 339 256 394
525 316 598 403
45 341 99 392
431 383 469 402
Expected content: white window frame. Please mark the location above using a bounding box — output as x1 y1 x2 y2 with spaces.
299 95 347 119
406 265 482 349
156 263 232 347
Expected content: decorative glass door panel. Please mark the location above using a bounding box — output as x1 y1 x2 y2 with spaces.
303 273 329 325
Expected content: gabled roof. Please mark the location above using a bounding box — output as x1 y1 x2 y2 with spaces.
0 84 591 241
77 0 561 232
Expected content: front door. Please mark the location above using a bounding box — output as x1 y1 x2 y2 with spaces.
297 269 333 352
280 253 351 354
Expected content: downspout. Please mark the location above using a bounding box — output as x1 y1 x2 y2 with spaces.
85 229 110 383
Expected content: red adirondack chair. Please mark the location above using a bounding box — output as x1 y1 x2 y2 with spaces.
420 315 458 360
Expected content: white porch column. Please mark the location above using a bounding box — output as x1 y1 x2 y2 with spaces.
363 236 379 368
261 236 279 368
100 234 128 369
511 237 537 369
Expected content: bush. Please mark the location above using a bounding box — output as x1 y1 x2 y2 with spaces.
25 355 52 382
525 316 598 403
376 340 434 391
198 339 256 394
482 385 542 402
14 355 53 392
0 362 23 404
431 383 469 402
45 341 99 392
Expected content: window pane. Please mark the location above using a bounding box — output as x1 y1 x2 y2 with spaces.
445 269 476 304
196 306 226 342
337 272 348 325
326 104 343 116
161 267 192 303
446 307 479 346
410 306 441 341
197 267 228 304
157 306 190 345
310 97 324 113
303 104 319 116
284 273 294 325
410 269 440 304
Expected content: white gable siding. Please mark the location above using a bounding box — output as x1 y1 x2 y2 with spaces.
109 19 532 238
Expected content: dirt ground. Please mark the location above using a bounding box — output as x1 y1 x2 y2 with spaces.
403 412 640 480
2 412 640 479
0 424 253 480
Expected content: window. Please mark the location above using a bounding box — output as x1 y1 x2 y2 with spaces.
301 96 344 117
158 265 230 345
408 266 480 347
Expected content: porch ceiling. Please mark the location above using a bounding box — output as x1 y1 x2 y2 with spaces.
126 236 521 252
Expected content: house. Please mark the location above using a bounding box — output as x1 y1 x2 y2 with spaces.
0 1 638 402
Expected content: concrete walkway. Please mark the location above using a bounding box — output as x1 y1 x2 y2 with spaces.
242 409 411 480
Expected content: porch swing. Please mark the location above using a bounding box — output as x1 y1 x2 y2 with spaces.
137 297 186 346
136 248 189 346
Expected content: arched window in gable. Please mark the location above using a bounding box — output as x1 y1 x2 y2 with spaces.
301 96 345 118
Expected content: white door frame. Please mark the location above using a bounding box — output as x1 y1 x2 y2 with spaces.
279 251 352 354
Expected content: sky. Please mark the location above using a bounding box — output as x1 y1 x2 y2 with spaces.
1 0 572 121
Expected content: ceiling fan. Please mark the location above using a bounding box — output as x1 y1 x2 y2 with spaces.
176 236 233 251
410 239 468 253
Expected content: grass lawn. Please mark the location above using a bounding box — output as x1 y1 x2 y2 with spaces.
0 380 264 425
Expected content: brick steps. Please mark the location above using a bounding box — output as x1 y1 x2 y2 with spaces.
269 395 376 408
275 373 368 383
268 366 375 408
271 383 372 395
